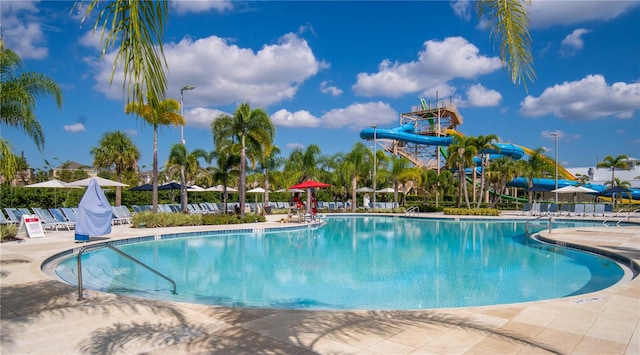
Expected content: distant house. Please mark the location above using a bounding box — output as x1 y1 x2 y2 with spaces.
51 161 97 179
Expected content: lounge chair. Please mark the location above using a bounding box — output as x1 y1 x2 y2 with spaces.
31 207 62 231
593 204 605 217
572 204 585 217
546 204 559 216
583 204 595 217
0 211 17 225
111 206 130 224
4 208 24 223
61 208 79 223
48 208 75 230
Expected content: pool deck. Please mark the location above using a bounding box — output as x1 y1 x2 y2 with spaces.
1 212 639 354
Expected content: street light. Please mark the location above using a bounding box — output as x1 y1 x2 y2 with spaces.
371 125 377 211
551 132 558 204
180 85 195 213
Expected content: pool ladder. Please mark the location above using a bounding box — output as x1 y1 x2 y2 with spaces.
603 208 640 228
405 206 420 215
76 244 177 301
525 215 553 236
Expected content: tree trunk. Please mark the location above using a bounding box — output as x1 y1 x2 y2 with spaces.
152 126 159 213
239 138 246 217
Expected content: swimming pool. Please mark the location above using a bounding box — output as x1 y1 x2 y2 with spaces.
47 216 626 310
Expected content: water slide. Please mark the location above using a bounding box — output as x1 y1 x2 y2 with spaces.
360 125 640 201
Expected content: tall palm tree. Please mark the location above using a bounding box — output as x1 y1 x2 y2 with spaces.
389 156 411 208
0 39 63 181
475 0 535 89
125 98 184 212
597 155 629 188
470 134 499 208
166 145 210 209
486 157 519 207
397 166 422 207
446 136 477 208
210 151 240 213
257 147 283 206
285 144 323 183
343 143 374 212
91 131 140 206
521 147 552 203
75 1 169 107
212 103 275 217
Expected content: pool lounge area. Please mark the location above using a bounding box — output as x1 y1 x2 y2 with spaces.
1 212 639 354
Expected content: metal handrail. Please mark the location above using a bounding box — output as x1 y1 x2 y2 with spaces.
77 244 177 301
406 206 419 215
525 215 552 236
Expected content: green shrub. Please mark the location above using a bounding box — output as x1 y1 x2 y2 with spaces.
443 208 501 216
1 224 18 241
131 212 266 228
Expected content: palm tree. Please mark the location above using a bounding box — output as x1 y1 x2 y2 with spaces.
475 0 535 89
91 131 140 206
389 156 412 208
521 147 552 203
166 145 210 209
125 98 184 212
257 147 283 207
446 136 477 208
397 166 422 207
284 144 323 183
486 157 519 207
343 143 374 212
470 134 499 208
597 155 629 188
75 1 169 107
210 151 240 213
0 39 63 181
212 103 275 217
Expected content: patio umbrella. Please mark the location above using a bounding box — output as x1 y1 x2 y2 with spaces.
158 182 182 190
205 185 238 192
601 186 632 207
376 187 395 193
551 185 598 194
187 184 206 192
69 176 128 187
289 180 331 213
130 183 153 191
247 187 269 209
355 187 375 193
24 179 82 207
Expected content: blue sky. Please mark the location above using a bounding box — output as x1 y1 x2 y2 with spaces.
2 0 639 173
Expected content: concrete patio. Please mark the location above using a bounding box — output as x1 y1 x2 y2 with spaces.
1 213 638 354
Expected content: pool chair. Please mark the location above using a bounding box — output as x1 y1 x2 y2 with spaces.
0 211 17 225
593 204 605 217
520 203 532 215
31 208 62 231
4 208 24 224
48 208 75 230
572 204 585 217
583 204 595 217
545 204 559 216
560 204 574 216
61 208 79 223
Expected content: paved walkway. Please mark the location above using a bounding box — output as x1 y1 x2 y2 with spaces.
1 213 639 354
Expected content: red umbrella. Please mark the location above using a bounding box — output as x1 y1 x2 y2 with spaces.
289 180 331 189
289 180 331 214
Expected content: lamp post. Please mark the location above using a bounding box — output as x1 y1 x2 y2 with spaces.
371 125 377 212
180 85 195 213
551 132 558 204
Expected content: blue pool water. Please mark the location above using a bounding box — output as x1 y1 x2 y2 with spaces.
50 216 625 310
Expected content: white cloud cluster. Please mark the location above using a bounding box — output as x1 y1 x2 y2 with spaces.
171 0 234 15
1 1 47 59
90 33 326 108
63 123 86 133
352 37 502 98
520 75 640 120
529 1 639 28
320 81 343 96
457 84 502 107
560 28 591 56
272 101 397 130
187 107 229 129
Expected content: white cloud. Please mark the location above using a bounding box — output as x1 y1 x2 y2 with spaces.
171 0 233 15
287 142 305 150
458 84 502 107
520 75 640 121
272 101 397 130
1 1 48 59
78 28 104 50
529 1 639 28
124 128 138 136
186 107 229 129
320 81 343 96
560 28 591 56
352 37 501 98
91 33 326 108
450 0 472 21
64 123 86 133
272 109 321 128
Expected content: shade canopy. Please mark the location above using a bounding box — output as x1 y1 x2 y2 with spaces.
69 176 128 187
376 187 395 193
205 185 238 192
551 185 598 194
289 180 331 189
24 179 81 189
355 187 374 193
187 185 206 192
130 182 182 191
602 186 631 194
247 187 268 193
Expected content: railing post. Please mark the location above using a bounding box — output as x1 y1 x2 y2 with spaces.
77 246 85 301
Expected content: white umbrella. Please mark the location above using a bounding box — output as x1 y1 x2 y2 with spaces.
69 176 128 187
247 187 268 193
356 187 374 193
376 187 395 193
206 184 238 192
551 185 597 194
24 179 82 207
187 184 205 192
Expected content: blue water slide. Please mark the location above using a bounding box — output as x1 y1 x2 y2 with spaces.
360 124 453 146
508 177 640 200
